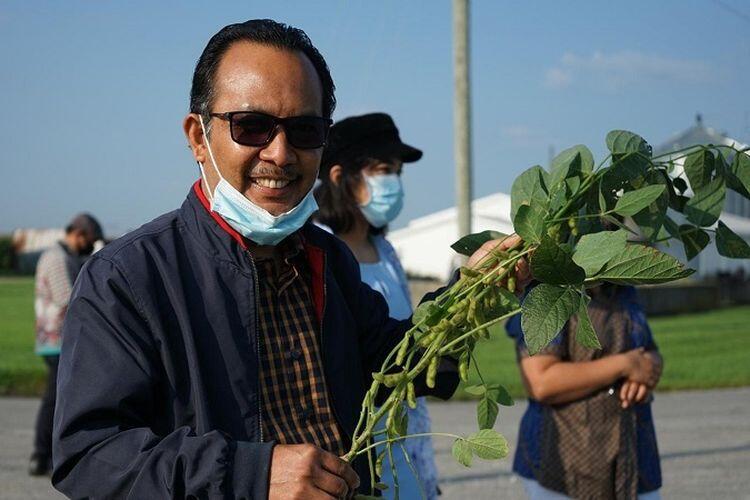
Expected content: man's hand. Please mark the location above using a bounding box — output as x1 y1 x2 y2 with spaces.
466 234 531 293
269 444 359 499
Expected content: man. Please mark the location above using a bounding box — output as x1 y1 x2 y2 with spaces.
30 213 102 476
53 20 522 499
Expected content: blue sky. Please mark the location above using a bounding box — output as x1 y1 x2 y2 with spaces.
1 1 749 235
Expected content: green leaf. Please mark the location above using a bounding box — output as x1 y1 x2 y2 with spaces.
513 203 546 244
485 384 514 406
464 384 486 396
663 216 681 240
392 404 408 437
668 193 689 213
466 429 509 460
451 230 508 256
716 221 750 258
632 171 669 241
477 396 499 430
606 130 651 156
530 235 586 285
549 145 594 188
521 284 581 355
374 482 389 491
511 165 549 221
673 177 688 194
575 293 602 349
595 244 695 284
728 152 750 199
614 185 666 217
549 183 568 212
598 185 608 212
683 149 715 192
452 438 473 467
684 178 726 227
678 225 710 261
572 229 628 276
412 300 441 329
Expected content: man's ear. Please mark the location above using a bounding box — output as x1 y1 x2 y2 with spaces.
183 113 206 164
329 165 343 186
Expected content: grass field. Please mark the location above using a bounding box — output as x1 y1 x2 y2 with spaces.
1 277 749 397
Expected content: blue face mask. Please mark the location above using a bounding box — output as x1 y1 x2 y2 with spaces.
198 116 319 246
359 173 404 228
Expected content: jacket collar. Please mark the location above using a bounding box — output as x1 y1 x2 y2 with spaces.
181 181 327 321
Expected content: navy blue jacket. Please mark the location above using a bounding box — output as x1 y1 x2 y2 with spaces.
52 183 457 499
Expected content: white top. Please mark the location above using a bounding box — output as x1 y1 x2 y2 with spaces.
359 236 413 321
358 235 439 500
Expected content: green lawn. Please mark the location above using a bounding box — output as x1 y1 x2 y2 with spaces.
461 305 750 399
1 276 749 397
0 277 46 395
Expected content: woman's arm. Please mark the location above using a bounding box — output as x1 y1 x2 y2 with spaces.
519 348 659 405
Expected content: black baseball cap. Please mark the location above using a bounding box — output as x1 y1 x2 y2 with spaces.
321 113 422 173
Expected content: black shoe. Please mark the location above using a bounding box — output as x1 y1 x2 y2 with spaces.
28 454 51 476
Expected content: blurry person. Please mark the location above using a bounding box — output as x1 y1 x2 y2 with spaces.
315 113 440 499
30 213 102 475
506 283 663 500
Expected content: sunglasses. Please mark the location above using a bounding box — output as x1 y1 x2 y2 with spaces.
209 111 332 149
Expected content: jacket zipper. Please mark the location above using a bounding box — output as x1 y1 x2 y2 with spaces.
318 252 353 445
246 252 264 443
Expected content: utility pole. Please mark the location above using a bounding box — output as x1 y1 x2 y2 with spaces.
453 0 472 238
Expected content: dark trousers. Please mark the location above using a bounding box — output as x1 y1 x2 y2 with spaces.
33 355 59 459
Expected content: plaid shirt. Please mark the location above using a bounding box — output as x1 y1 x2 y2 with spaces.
254 236 346 456
34 242 84 355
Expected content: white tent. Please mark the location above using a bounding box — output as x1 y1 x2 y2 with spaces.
390 192 513 281
390 117 750 280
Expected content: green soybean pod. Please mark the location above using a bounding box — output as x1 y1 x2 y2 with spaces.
406 382 417 409
458 352 469 382
385 404 396 432
426 356 439 389
383 372 403 388
507 276 516 294
395 338 409 366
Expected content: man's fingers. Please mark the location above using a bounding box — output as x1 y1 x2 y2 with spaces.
320 451 359 493
313 467 350 499
497 234 520 251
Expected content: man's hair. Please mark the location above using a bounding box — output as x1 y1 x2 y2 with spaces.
189 19 336 120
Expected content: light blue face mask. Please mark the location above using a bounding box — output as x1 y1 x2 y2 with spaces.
198 116 319 246
359 173 404 228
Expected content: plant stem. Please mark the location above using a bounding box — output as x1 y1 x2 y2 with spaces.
354 432 466 457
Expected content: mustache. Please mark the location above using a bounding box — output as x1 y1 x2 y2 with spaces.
248 165 300 181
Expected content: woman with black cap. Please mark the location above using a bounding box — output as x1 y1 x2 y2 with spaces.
315 113 439 499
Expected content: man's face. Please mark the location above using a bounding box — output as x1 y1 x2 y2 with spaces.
68 230 96 256
188 42 325 216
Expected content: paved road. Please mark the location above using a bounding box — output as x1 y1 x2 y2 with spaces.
2 388 749 499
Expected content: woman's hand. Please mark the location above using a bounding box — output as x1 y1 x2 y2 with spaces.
622 348 662 388
619 381 650 409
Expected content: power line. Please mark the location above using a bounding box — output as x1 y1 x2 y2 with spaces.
711 0 750 25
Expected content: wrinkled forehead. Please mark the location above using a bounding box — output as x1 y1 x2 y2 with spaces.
211 41 324 117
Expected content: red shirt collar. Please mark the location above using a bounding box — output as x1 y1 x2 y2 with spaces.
192 180 249 249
